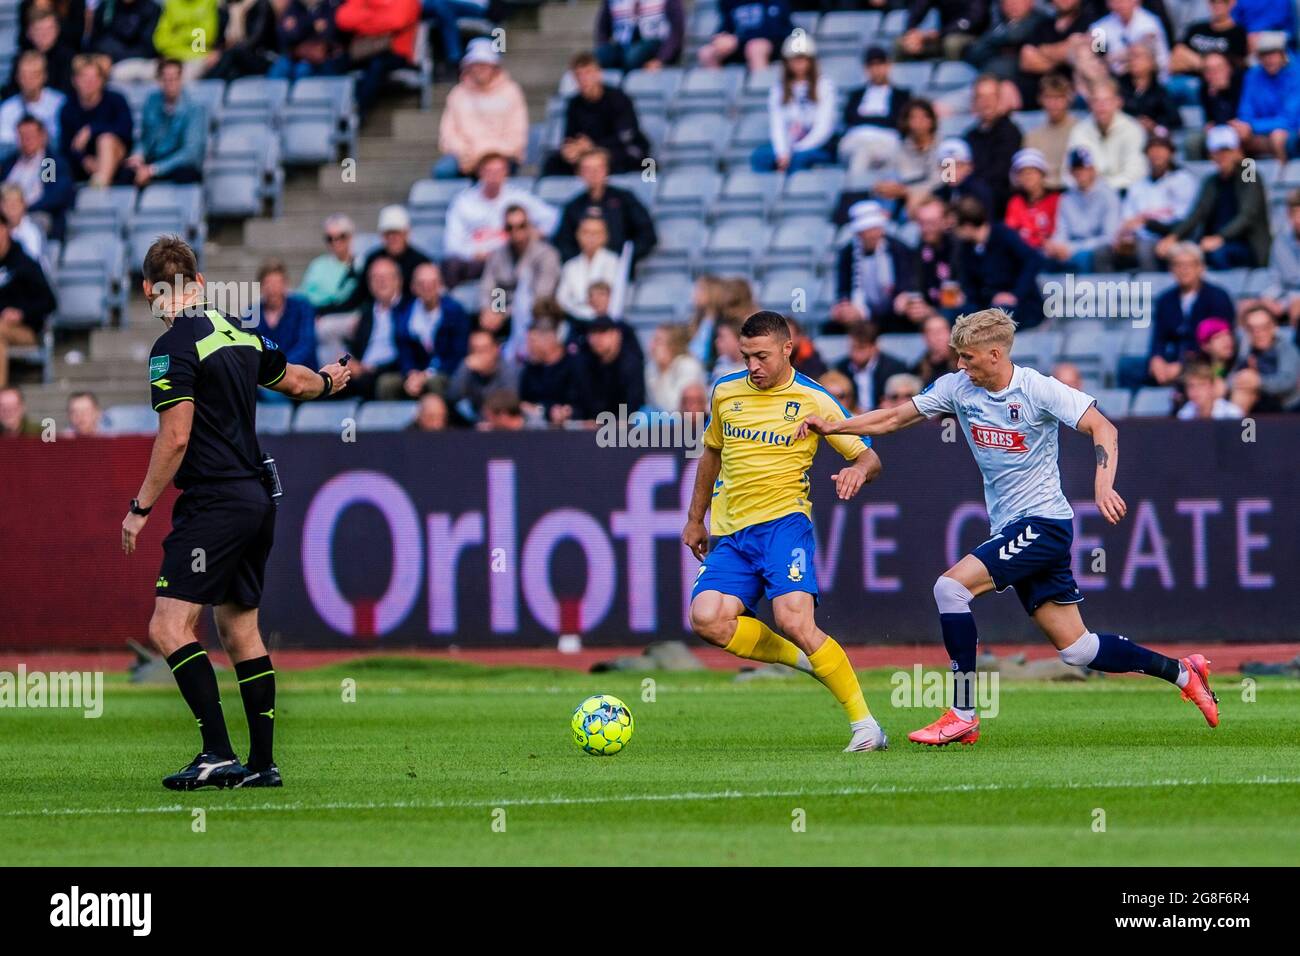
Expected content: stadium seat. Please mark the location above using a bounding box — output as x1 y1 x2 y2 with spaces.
654 165 721 215
55 274 109 328
738 63 780 110
816 12 882 53
65 185 136 240
877 333 927 366
815 335 849 365
203 159 262 218
623 67 683 109
930 61 977 91
534 176 585 206
409 178 471 225
1206 268 1249 298
357 401 419 431
890 61 932 91
726 110 772 167
671 67 743 116
820 56 862 90
1094 388 1132 419
607 172 657 209
764 217 836 270
714 169 780 218
449 282 479 315
880 7 913 35
410 226 444 259
255 402 294 434
281 108 337 165
102 404 157 435
776 167 846 217
223 76 290 126
627 274 693 325
663 112 727 163
704 216 770 273
1130 387 1175 417
292 400 359 433
638 216 707 272
758 268 819 315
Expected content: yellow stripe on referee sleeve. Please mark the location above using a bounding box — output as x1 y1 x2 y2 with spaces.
261 366 287 387
153 396 195 411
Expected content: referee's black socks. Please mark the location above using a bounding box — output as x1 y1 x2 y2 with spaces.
166 643 236 759
234 655 276 771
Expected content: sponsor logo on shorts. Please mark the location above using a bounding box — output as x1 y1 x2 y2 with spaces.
971 424 1029 453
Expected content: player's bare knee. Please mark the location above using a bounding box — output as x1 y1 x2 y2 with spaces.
146 611 185 656
689 605 731 646
772 606 814 644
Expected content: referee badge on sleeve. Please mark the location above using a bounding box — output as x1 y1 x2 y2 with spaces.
149 356 170 381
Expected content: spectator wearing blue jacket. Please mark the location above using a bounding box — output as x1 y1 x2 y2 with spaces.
58 54 134 186
953 194 1047 328
697 0 793 71
1231 0 1297 46
397 261 471 396
1145 242 1235 386
248 261 320 374
124 60 205 187
1237 32 1300 163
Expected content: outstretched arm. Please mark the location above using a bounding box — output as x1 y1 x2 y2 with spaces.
269 359 352 400
797 400 926 440
1076 405 1126 525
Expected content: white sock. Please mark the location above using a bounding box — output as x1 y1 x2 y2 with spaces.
952 707 976 721
793 650 814 674
1059 631 1100 667
850 716 879 732
1175 663 1189 688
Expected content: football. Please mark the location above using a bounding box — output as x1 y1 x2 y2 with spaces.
571 695 635 756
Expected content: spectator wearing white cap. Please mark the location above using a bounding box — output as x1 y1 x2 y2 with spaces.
435 38 529 179
751 34 836 173
830 201 920 334
1114 127 1197 270
1004 147 1061 250
1235 32 1300 164
917 136 993 218
443 153 559 287
1157 125 1272 269
1043 145 1120 271
1065 77 1148 191
363 204 431 298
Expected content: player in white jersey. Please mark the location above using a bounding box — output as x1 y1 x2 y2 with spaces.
798 308 1220 744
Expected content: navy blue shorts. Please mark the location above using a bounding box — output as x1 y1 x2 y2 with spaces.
691 512 819 614
971 516 1082 615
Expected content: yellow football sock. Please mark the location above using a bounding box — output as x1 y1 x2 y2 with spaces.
808 637 870 723
724 617 803 669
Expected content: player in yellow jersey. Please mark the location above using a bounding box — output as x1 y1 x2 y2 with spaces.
681 311 889 752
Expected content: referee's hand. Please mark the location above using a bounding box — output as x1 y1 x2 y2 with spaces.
122 512 147 555
320 359 352 395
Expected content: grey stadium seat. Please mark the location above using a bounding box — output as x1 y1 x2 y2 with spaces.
714 169 780 218
534 176 585 206
655 165 721 215
102 404 157 435
1093 388 1132 419
255 402 294 435
357 401 419 431
1130 387 1175 417
876 333 927 366
292 400 360 433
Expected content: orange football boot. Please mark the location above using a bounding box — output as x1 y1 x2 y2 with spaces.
1180 653 1220 727
908 709 980 746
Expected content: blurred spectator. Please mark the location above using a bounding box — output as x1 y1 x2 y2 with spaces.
817 369 858 413
90 0 160 83
270 0 348 81
679 379 707 415
1236 32 1300 164
911 197 961 318
249 258 318 367
1090 0 1169 79
333 0 420 108
544 51 649 177
1 184 46 264
1044 145 1120 270
1 116 74 238
365 205 431 296
921 137 993 217
0 218 56 387
831 201 917 334
1231 305 1300 412
1024 73 1076 189
478 204 562 334
751 35 835 173
398 262 471 396
1158 125 1270 269
687 275 753 367
443 154 557 285
557 215 622 321
66 390 102 437
520 315 593 424
1120 40 1181 133
965 74 1022 217
447 328 519 422
1113 128 1195 270
17 0 84 58
0 385 41 436
59 54 132 186
1231 0 1297 48
553 148 657 265
834 322 909 412
1066 78 1147 192
1171 0 1247 76
880 372 923 409
1051 360 1085 390
345 255 411 399
435 39 528 177
300 213 361 310
954 195 1046 327
645 322 705 412
711 317 745 381
202 0 278 83
153 0 220 81
872 98 938 208
787 316 827 378
897 0 987 61
125 59 205 186
5 12 73 96
0 52 65 149
1018 0 1099 110
963 0 1049 114
1146 242 1234 385
478 386 526 430
1004 147 1061 250
581 314 644 415
697 0 793 71
837 46 912 175
1261 189 1300 325
913 313 957 384
1199 50 1242 128
1177 360 1241 419
409 391 449 431
1195 317 1237 374
596 0 685 71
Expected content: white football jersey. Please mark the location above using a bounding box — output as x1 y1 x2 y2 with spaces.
912 366 1096 534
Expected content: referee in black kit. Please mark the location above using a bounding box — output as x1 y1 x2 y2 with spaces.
121 236 351 791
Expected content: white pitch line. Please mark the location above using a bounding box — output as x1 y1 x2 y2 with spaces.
4 775 1299 820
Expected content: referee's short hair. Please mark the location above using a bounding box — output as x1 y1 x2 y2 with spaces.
739 310 791 341
143 235 198 285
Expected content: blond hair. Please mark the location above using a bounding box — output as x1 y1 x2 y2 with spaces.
950 308 1017 351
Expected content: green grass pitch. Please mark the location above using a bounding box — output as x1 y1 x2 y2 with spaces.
3 658 1297 866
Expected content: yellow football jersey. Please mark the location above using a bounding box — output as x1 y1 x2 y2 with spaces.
702 368 871 536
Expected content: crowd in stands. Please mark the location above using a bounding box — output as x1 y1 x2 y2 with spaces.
3 0 1300 437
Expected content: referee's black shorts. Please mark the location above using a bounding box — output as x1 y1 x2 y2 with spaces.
156 478 276 608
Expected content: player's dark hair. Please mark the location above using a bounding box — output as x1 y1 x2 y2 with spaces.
739 310 792 341
142 235 198 285
954 196 988 228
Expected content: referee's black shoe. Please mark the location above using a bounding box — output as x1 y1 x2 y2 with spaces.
162 752 247 791
236 764 283 788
